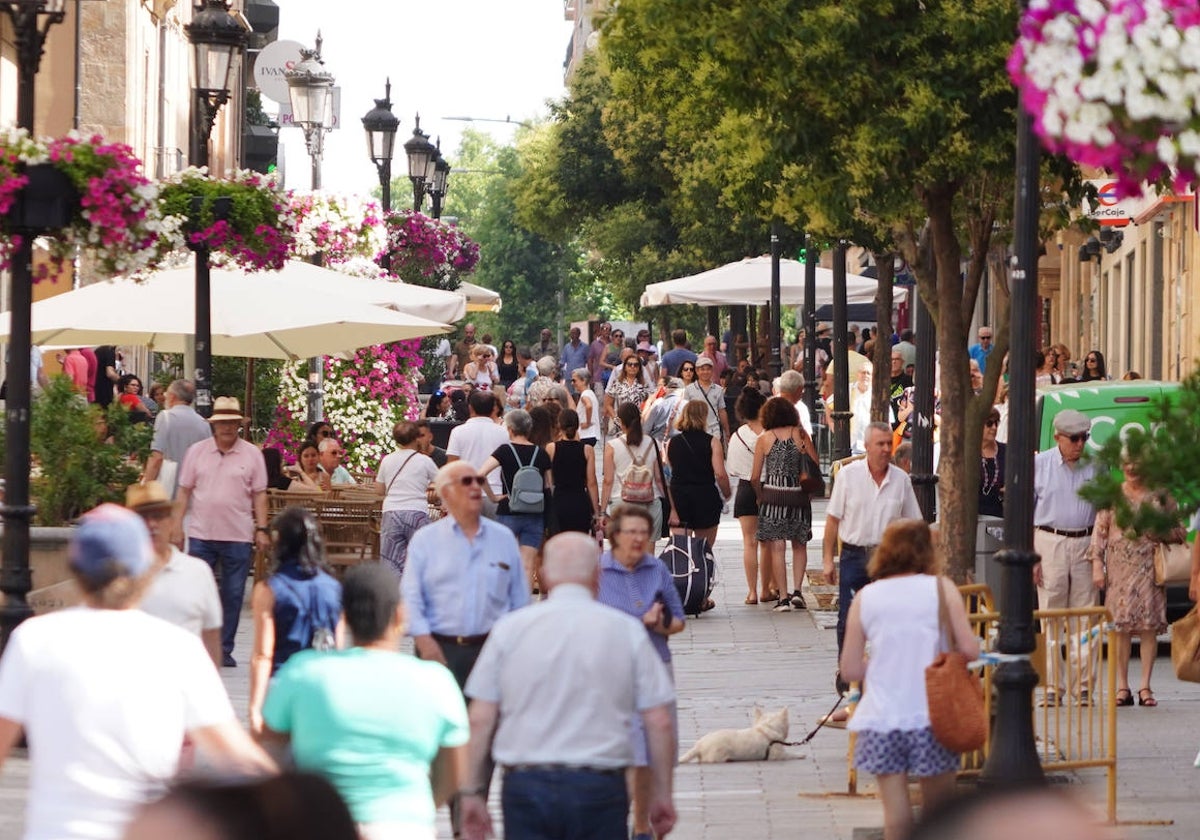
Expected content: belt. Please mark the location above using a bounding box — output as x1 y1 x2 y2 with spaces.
431 632 489 647
503 763 625 777
841 543 878 555
1036 526 1093 539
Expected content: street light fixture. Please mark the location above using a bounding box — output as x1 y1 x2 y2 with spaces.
286 33 335 424
404 115 438 213
185 0 247 420
185 0 247 169
1 0 70 650
362 79 400 214
285 32 335 191
427 145 451 219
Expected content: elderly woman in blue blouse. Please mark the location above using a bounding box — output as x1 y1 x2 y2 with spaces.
598 504 685 840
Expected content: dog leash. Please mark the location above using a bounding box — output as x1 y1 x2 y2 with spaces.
762 694 848 759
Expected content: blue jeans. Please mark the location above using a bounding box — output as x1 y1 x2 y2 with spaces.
836 544 872 655
502 768 628 840
189 538 253 656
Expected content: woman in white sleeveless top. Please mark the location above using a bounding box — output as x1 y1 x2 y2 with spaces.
840 519 979 840
725 386 769 604
600 402 668 541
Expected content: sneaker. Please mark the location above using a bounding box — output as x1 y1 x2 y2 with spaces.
222 653 237 668
1037 690 1061 708
1077 690 1090 707
790 589 807 610
773 598 792 612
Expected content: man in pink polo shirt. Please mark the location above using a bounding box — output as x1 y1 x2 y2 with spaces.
173 397 270 668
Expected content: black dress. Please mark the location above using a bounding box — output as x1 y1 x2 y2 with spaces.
667 430 723 530
550 440 593 534
978 442 1006 518
497 355 521 388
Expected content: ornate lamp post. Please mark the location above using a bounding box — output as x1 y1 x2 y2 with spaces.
185 0 247 419
0 0 70 649
185 0 246 170
362 79 400 214
403 116 438 213
427 148 451 219
286 33 335 423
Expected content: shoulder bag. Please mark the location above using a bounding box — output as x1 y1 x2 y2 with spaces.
795 429 825 497
1153 542 1191 587
1171 605 1200 683
925 576 987 753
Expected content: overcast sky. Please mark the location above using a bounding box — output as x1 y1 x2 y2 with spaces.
271 0 573 198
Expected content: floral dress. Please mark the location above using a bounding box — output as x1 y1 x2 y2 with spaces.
606 377 650 435
1089 509 1181 634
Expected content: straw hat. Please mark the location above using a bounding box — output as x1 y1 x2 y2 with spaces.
125 481 174 515
209 396 245 423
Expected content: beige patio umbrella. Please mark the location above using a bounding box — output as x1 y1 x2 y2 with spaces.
0 262 450 360
459 280 502 313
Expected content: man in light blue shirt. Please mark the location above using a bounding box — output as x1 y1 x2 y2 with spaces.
968 326 994 373
403 460 529 690
559 326 590 390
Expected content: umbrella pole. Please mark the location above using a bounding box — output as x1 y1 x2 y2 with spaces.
244 358 255 441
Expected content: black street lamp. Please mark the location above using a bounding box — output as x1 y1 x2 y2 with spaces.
980 0 1046 787
185 0 246 420
427 149 451 220
1 0 70 650
286 33 335 424
185 0 246 170
362 79 400 214
403 116 438 214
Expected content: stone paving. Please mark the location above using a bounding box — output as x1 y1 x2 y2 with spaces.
1 498 1199 838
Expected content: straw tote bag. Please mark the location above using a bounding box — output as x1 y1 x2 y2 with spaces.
925 576 987 753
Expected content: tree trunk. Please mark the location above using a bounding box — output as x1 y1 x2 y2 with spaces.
871 254 896 422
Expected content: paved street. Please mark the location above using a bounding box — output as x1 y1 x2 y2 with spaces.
1 498 1198 838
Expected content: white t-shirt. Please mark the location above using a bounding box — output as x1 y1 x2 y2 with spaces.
0 608 235 840
376 449 439 513
139 547 222 635
576 389 601 440
446 417 510 494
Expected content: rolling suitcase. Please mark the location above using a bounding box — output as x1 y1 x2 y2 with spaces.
659 532 716 616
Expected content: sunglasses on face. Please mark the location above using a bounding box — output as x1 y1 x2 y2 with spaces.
317 430 333 438
984 419 999 428
625 361 641 367
1060 432 1089 444
455 475 488 487
681 366 694 372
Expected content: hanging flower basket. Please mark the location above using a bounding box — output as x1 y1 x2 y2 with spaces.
0 128 162 279
379 210 480 290
1010 0 1200 198
291 192 387 265
155 167 296 271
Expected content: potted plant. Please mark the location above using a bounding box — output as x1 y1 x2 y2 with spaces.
291 192 386 265
379 210 480 290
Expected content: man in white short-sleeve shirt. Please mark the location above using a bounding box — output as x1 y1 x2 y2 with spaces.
823 422 922 656
446 389 509 514
460 532 677 840
0 505 274 840
127 482 222 666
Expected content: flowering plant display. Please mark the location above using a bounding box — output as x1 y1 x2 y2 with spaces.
380 210 480 290
155 167 296 271
1010 0 1200 197
264 341 423 473
0 128 162 278
291 192 386 265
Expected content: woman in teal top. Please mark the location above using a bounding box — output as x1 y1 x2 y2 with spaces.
262 564 469 838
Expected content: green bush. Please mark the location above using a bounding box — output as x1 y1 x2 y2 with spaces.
29 376 153 526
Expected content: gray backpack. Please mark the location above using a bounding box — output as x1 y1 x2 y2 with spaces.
506 443 545 514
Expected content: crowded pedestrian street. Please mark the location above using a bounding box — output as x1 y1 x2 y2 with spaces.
0 499 1196 840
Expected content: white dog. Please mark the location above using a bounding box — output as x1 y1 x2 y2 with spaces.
679 707 792 763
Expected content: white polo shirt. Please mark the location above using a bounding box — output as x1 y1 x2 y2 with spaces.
138 547 222 636
446 416 510 494
827 459 922 547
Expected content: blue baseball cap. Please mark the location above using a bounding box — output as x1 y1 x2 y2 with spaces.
69 504 154 587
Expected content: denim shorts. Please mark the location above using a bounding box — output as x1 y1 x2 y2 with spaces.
853 727 959 777
498 513 545 549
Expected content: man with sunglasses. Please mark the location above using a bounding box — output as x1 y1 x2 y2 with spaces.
1032 409 1100 707
969 326 994 373
402 460 528 837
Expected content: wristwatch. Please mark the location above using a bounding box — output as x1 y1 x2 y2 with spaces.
457 787 486 798
255 525 269 534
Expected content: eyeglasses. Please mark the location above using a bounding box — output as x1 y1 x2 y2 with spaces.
454 475 488 487
1059 432 1089 444
625 361 641 367
978 335 992 341
680 366 694 372
1086 357 1098 363
984 419 999 428
317 430 333 438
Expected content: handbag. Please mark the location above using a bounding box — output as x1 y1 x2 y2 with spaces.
761 484 806 507
798 450 825 496
925 576 987 753
1171 606 1200 683
1153 542 1191 586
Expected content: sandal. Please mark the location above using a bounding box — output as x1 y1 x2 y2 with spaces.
1137 688 1158 707
745 594 758 605
1115 689 1134 707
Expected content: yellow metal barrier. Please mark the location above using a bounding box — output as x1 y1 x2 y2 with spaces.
844 590 1118 822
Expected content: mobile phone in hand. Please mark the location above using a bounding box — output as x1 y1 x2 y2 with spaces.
655 590 672 628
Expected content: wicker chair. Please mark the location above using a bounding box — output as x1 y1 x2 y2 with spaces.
315 496 380 575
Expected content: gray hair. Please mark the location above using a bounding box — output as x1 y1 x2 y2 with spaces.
571 367 590 385
505 408 533 437
548 384 571 406
536 356 557 377
317 437 340 453
167 379 195 404
866 421 893 442
777 369 803 397
540 532 599 588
